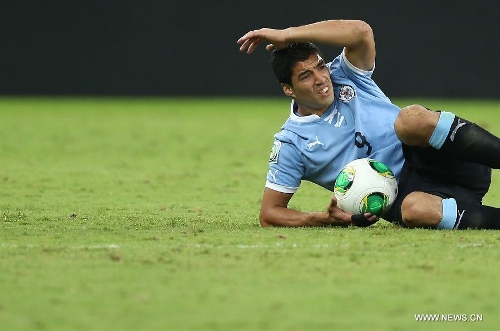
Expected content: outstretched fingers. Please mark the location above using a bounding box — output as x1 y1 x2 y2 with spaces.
238 37 263 54
238 29 281 54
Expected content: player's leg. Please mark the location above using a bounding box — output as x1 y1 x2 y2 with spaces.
384 145 500 230
400 192 500 229
395 104 500 168
394 105 440 147
398 191 441 228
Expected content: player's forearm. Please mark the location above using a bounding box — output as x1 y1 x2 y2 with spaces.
284 20 373 48
260 206 347 227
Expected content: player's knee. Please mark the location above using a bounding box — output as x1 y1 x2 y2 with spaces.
400 193 422 228
395 105 421 143
401 192 441 228
395 104 437 146
259 210 272 227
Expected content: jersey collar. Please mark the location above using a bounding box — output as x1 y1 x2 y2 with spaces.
289 100 335 123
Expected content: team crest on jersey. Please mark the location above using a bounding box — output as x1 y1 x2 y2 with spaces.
269 141 281 163
339 85 355 102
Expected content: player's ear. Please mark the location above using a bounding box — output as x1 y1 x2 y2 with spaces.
281 84 294 98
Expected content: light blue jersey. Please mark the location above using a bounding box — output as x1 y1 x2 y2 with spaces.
266 50 405 194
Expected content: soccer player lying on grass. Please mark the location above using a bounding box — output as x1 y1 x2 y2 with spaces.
237 19 500 230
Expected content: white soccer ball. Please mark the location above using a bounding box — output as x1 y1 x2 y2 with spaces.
333 158 398 216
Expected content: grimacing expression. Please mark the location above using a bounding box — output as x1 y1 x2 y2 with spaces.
283 53 334 115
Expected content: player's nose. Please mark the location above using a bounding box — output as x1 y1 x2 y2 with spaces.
314 71 329 84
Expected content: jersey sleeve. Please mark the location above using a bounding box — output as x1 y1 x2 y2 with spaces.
339 49 374 78
265 139 305 194
335 49 390 101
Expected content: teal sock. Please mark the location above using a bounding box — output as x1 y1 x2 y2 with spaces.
437 198 457 230
430 111 500 168
429 111 455 149
438 197 500 230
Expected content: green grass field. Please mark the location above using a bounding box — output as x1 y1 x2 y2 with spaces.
1 97 499 331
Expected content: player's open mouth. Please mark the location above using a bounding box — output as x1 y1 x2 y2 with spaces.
319 86 329 95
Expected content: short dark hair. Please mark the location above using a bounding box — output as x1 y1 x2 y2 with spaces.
270 42 322 86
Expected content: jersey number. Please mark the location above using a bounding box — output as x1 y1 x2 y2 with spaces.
355 132 372 155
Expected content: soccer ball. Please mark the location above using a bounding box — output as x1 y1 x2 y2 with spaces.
333 158 398 216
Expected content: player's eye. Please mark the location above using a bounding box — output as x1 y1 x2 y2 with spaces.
300 72 311 80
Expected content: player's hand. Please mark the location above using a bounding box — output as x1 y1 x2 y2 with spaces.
237 28 289 54
350 213 379 227
326 196 354 226
327 196 379 227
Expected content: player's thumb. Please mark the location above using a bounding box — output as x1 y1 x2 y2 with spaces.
329 195 338 207
265 44 275 51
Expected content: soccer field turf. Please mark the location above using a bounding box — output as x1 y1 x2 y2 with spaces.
1 97 499 331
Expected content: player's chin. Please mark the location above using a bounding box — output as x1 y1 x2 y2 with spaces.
318 94 334 106
315 98 333 110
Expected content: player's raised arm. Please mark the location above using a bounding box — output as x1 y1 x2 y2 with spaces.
237 19 375 71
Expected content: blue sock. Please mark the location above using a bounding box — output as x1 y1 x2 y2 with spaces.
429 111 455 149
437 198 457 229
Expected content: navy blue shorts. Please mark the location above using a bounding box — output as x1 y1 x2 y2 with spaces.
383 144 491 225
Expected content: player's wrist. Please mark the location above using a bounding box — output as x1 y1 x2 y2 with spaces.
283 27 297 45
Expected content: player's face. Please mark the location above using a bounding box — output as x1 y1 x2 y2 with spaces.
282 53 334 116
